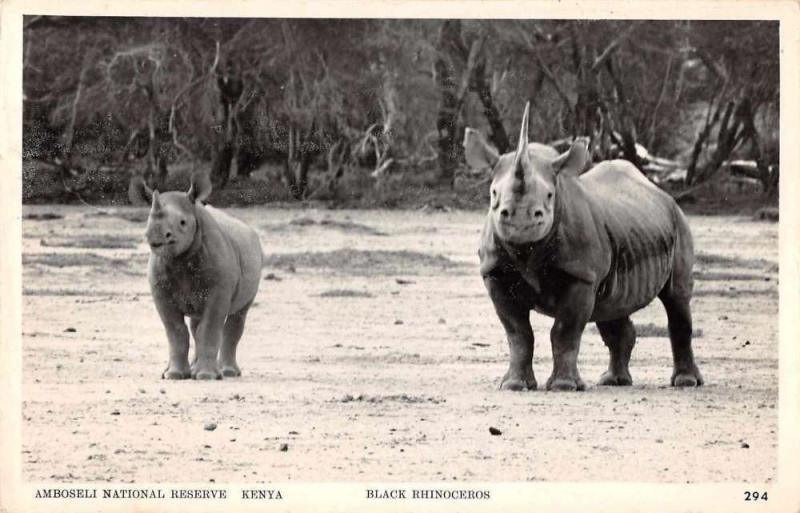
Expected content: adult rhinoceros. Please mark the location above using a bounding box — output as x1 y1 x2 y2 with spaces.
464 102 703 392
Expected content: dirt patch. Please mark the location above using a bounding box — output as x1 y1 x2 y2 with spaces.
693 288 778 299
85 209 150 223
316 219 387 236
694 271 773 282
585 323 704 339
336 394 446 404
22 288 145 297
319 289 374 298
23 252 147 277
263 249 466 276
264 216 387 236
23 212 64 221
23 252 147 269
40 235 140 250
696 252 774 270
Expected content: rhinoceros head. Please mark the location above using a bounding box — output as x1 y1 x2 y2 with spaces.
145 172 212 258
464 102 589 244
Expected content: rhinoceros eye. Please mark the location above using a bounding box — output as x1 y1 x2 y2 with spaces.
180 219 187 227
547 192 553 200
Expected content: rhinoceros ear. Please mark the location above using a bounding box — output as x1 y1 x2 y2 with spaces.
187 170 212 204
553 137 590 177
142 182 153 203
128 175 153 206
463 128 499 170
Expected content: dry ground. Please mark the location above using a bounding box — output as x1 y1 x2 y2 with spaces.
20 205 778 483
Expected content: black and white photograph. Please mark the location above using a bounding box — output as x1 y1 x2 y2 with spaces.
1 1 798 512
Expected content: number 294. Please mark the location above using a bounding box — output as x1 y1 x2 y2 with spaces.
744 491 768 501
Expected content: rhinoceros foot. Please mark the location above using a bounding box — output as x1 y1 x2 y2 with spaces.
499 366 536 391
192 367 222 380
546 375 586 392
597 370 633 386
499 379 536 391
671 367 703 387
499 376 537 391
219 364 242 378
162 367 191 380
161 370 192 379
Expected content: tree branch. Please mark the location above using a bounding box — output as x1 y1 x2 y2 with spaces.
166 41 220 161
646 56 673 149
591 24 636 72
457 36 484 105
533 49 572 109
694 48 729 85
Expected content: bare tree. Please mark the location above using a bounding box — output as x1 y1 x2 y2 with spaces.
683 21 778 193
434 20 482 186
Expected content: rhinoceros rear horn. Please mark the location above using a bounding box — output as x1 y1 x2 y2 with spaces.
150 189 162 213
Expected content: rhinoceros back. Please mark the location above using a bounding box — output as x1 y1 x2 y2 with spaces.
204 206 263 311
579 160 688 320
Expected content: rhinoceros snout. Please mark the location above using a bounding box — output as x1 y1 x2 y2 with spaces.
149 240 177 250
146 225 175 249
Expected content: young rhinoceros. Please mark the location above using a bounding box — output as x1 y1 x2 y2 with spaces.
464 102 703 392
145 174 262 380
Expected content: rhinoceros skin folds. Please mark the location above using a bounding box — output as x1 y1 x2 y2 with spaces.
467 102 703 392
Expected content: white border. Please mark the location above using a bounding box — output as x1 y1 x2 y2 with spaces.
2 1 798 512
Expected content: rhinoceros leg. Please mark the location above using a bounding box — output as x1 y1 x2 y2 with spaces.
191 294 230 380
546 282 593 391
218 304 250 378
596 317 635 386
484 274 537 391
660 213 703 387
189 317 200 375
155 303 191 380
659 293 703 387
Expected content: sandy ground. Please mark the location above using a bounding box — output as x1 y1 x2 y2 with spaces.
20 205 778 483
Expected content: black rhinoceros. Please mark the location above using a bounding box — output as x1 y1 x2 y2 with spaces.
145 173 263 380
464 102 703 391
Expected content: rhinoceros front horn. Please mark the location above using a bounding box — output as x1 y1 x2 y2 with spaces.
151 189 162 213
514 101 532 181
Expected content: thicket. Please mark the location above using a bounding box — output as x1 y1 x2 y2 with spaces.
22 18 779 207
